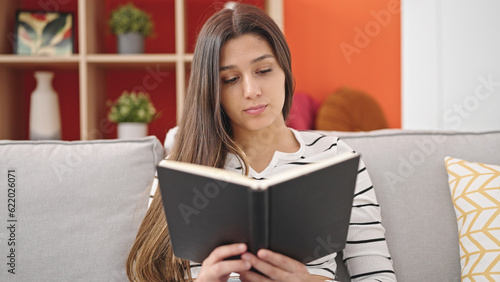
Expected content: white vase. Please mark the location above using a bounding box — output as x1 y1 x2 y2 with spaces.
29 71 62 140
117 122 148 139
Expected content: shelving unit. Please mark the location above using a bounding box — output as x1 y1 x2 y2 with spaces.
0 0 283 141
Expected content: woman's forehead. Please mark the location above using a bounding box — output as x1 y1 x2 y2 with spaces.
220 34 274 67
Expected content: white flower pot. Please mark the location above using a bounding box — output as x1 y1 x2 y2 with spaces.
117 122 148 139
29 71 62 140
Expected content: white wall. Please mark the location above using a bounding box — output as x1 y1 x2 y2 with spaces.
402 0 500 131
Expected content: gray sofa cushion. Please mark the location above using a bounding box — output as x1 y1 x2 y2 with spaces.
325 129 500 282
0 137 164 281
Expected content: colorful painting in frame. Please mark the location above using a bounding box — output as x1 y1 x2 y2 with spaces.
15 11 74 56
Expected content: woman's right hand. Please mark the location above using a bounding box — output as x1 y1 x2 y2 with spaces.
195 243 251 282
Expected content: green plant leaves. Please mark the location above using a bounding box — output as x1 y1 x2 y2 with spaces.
107 91 157 123
109 3 153 36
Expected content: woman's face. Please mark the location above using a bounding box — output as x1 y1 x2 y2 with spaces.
219 34 286 134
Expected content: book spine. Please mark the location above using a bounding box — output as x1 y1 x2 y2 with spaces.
248 189 269 254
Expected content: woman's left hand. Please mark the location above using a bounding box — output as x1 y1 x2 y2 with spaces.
238 249 323 282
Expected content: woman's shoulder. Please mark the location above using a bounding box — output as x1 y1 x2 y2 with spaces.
295 130 354 156
296 130 339 147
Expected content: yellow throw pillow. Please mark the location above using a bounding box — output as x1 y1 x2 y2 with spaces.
444 157 500 281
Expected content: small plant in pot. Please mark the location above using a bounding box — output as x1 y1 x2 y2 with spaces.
107 91 157 139
109 3 154 54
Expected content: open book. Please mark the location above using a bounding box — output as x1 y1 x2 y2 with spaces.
157 151 360 264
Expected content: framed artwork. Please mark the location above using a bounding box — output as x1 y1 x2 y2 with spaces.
15 11 74 56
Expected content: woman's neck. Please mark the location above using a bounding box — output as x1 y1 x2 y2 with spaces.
232 123 300 173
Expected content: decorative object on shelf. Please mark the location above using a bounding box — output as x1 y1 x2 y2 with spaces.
29 71 62 140
224 1 238 9
107 91 157 139
15 11 74 56
109 3 154 54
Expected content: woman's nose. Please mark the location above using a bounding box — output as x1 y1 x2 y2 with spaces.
242 75 262 99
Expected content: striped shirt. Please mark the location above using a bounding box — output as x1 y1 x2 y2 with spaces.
160 128 396 281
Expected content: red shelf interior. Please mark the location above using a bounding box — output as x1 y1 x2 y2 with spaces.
14 0 269 142
104 68 177 144
103 0 176 54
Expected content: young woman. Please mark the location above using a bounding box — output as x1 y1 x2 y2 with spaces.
127 3 396 282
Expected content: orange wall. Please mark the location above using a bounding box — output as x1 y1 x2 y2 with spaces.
284 0 401 128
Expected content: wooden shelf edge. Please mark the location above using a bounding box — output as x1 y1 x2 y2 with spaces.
0 54 80 62
0 55 80 69
85 54 193 69
86 54 178 63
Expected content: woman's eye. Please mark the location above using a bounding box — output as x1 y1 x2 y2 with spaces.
258 69 272 75
223 77 238 84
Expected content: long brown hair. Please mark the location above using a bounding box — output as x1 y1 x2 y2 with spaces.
127 3 294 281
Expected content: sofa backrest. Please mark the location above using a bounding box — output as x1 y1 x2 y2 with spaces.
0 137 164 281
325 129 500 282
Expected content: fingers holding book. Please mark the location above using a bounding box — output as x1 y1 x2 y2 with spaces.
197 243 251 282
239 249 322 282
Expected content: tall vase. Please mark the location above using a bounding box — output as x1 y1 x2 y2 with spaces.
29 71 62 140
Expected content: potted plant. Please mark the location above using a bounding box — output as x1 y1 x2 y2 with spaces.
107 91 157 139
108 3 154 54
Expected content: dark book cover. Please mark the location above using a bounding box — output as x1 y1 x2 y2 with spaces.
157 152 360 264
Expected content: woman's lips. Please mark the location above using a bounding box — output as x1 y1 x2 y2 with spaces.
244 105 267 115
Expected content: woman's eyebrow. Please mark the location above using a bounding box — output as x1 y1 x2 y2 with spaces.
219 54 274 71
251 54 274 64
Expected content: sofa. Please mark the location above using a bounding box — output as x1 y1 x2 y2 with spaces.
0 137 164 281
1 129 499 281
330 129 500 282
